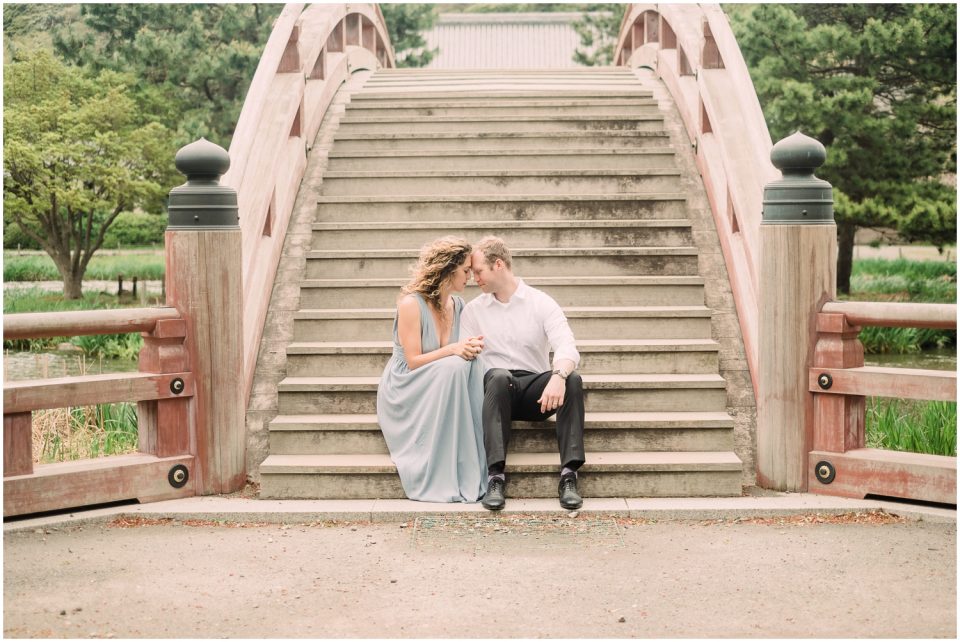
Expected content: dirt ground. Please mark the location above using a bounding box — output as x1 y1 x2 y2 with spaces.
3 513 956 638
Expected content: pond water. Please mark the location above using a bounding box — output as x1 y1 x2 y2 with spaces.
3 351 139 382
865 348 957 372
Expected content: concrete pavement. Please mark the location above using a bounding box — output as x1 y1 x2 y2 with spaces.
3 492 956 638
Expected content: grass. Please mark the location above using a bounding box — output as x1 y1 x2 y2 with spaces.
3 250 164 282
3 287 160 357
866 397 957 457
845 257 957 354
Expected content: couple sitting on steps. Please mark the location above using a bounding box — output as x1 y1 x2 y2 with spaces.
376 236 585 511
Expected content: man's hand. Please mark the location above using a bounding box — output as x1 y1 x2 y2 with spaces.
537 374 566 414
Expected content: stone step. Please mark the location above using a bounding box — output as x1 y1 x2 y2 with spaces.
306 246 699 278
315 194 688 222
364 70 641 81
335 115 665 135
258 451 743 499
343 99 661 118
268 411 735 455
292 306 714 342
276 374 728 414
360 80 647 91
285 338 720 377
330 130 670 152
298 277 705 309
319 169 682 197
325 149 677 172
350 90 654 102
311 219 691 250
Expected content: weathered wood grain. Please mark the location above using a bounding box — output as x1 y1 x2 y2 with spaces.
808 448 956 505
4 412 33 477
812 312 865 453
757 224 837 492
3 454 195 517
166 229 244 495
4 372 195 414
809 366 957 402
3 307 180 340
822 301 957 330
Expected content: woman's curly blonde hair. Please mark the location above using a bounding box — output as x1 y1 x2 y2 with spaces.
401 236 473 315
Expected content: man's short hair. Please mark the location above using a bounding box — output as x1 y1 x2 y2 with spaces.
475 236 512 270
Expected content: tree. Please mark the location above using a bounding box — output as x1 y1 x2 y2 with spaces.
3 51 174 298
52 3 281 148
379 4 438 68
733 4 957 293
572 5 624 66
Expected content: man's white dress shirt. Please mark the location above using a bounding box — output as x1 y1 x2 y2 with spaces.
460 279 580 374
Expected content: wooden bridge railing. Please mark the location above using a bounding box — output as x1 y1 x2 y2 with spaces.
614 3 774 400
3 309 197 516
2 4 396 518
809 302 957 504
223 3 394 406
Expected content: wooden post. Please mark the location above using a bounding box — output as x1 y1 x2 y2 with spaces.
4 412 33 477
164 138 245 495
812 313 865 454
138 318 191 458
757 132 836 491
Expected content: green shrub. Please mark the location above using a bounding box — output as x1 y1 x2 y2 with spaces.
102 211 167 248
2 219 42 250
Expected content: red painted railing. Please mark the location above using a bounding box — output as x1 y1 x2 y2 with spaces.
2 3 397 517
3 309 197 516
809 302 957 504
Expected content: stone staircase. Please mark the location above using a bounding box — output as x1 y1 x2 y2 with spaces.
259 68 744 499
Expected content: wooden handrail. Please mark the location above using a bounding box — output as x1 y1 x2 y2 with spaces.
4 372 195 414
821 301 957 330
3 308 181 340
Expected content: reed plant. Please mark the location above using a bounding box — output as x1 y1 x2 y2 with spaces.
22 356 140 464
33 402 140 463
866 397 957 456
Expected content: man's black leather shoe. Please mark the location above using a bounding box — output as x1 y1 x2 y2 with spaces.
482 477 506 511
558 473 583 510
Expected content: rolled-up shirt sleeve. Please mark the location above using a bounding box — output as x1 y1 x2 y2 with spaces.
541 295 580 370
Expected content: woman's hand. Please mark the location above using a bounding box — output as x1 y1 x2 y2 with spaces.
449 335 484 361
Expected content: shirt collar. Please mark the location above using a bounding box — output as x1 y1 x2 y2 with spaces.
483 278 527 306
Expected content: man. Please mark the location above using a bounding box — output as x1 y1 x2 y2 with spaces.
461 236 585 511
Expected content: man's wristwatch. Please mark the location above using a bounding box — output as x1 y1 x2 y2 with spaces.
552 367 569 380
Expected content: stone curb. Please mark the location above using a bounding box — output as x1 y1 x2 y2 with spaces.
5 494 954 534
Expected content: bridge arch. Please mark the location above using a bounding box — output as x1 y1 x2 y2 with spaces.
223 3 395 401
615 4 777 398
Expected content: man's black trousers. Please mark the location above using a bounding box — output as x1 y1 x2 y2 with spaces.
482 368 586 474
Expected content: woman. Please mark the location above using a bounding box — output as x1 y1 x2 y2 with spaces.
376 237 487 502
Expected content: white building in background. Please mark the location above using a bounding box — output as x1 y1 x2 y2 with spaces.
422 12 597 69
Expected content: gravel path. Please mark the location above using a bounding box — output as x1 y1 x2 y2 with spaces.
3 514 955 638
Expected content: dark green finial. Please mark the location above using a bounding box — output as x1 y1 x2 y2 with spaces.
167 138 239 229
762 131 834 224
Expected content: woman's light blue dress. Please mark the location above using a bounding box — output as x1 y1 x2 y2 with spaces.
376 294 487 502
